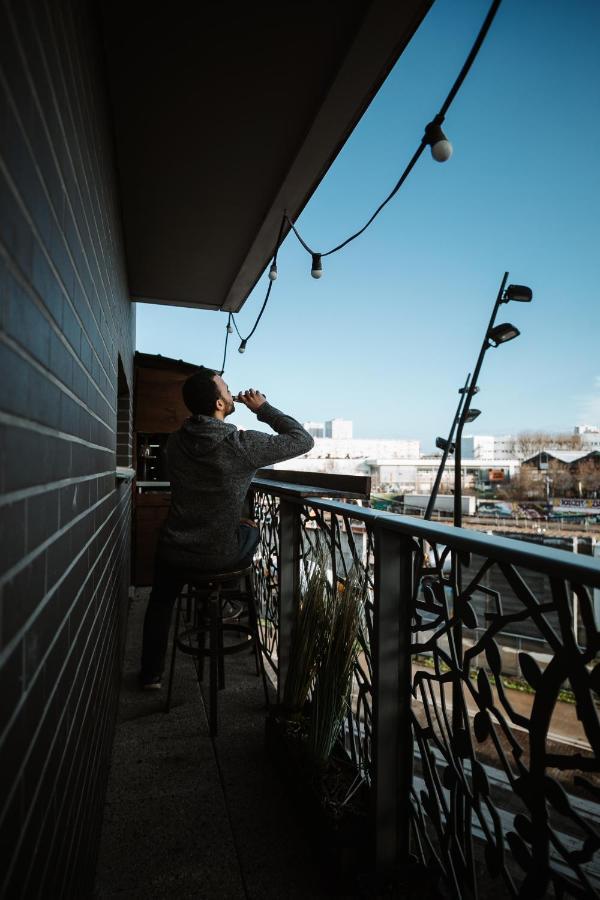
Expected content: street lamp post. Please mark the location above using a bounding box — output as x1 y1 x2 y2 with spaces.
545 474 553 515
446 272 532 864
453 272 533 528
424 373 476 520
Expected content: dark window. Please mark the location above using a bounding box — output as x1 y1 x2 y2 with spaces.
116 356 132 467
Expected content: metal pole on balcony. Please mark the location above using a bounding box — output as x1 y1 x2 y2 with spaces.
450 273 509 880
450 275 531 881
277 498 301 703
454 272 532 527
372 526 415 884
454 272 509 528
424 373 472 521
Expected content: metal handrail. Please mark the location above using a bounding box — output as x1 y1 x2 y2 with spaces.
252 477 600 587
251 477 600 895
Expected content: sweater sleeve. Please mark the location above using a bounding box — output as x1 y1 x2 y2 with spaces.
235 402 314 469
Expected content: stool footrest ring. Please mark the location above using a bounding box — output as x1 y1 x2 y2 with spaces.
176 623 253 657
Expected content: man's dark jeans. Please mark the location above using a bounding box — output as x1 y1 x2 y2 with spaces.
141 524 260 680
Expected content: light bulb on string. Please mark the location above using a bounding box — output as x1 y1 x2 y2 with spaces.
238 339 247 354
424 119 453 163
226 320 233 334
268 261 278 281
311 253 323 279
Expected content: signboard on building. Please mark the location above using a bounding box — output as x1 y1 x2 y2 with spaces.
553 498 600 514
488 468 506 482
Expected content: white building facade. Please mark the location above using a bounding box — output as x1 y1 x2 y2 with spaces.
366 457 521 493
575 425 600 449
303 418 354 439
271 436 420 479
461 435 517 460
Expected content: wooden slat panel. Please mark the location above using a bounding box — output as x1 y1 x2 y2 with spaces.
256 468 371 499
134 367 192 433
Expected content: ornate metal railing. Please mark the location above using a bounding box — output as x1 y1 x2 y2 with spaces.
251 478 600 898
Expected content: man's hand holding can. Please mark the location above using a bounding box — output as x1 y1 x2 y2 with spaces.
233 389 267 412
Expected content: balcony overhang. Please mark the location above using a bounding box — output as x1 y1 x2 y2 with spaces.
101 0 432 312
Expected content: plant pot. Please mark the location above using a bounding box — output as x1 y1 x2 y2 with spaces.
265 709 370 884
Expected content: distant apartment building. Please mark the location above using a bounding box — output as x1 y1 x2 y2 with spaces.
272 440 522 494
366 457 521 493
325 418 353 439
278 424 599 494
303 418 353 439
462 426 600 461
461 434 516 460
304 420 326 438
272 431 420 480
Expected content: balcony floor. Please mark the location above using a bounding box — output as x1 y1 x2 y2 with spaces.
95 590 334 899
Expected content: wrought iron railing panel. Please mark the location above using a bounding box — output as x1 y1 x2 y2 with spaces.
412 536 600 898
250 479 600 896
252 489 281 677
297 502 376 785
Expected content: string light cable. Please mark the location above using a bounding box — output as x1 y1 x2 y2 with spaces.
219 313 233 374
286 0 501 263
219 212 286 371
219 0 502 369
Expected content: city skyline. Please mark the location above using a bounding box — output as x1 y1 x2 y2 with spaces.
136 0 600 449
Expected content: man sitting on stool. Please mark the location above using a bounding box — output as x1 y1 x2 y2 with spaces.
140 367 314 689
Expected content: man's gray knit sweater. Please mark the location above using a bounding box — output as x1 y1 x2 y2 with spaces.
159 402 314 570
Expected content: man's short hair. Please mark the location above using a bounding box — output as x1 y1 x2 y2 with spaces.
182 367 220 415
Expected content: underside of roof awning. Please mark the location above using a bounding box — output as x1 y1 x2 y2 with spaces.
101 0 432 312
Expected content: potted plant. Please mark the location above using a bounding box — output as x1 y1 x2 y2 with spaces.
266 547 369 878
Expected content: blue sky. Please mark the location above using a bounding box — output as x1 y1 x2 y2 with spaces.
135 0 600 451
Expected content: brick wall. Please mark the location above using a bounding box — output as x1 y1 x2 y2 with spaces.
0 0 134 895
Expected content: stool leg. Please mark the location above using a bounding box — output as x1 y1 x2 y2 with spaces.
209 590 219 737
245 575 270 708
245 578 261 676
217 593 226 691
165 594 182 713
196 595 208 683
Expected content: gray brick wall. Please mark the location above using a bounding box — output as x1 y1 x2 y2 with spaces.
0 0 134 895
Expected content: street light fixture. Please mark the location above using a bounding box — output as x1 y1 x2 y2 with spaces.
488 323 520 346
453 272 533 528
504 284 532 303
465 409 481 423
436 437 455 453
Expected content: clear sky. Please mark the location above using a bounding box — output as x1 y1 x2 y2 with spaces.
135 0 600 451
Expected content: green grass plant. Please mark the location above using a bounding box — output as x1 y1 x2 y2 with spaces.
282 547 329 714
307 568 364 767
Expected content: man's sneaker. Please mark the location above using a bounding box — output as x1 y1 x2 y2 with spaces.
141 674 162 691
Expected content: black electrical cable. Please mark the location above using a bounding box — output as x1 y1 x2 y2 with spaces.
287 0 502 259
220 0 501 367
438 0 501 119
238 212 286 343
239 279 274 344
286 138 426 257
219 313 232 374
219 213 286 371
231 315 243 340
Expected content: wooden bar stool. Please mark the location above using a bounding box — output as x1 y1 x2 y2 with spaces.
164 564 269 736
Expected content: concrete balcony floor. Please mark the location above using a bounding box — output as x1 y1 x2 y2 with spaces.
95 590 333 899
